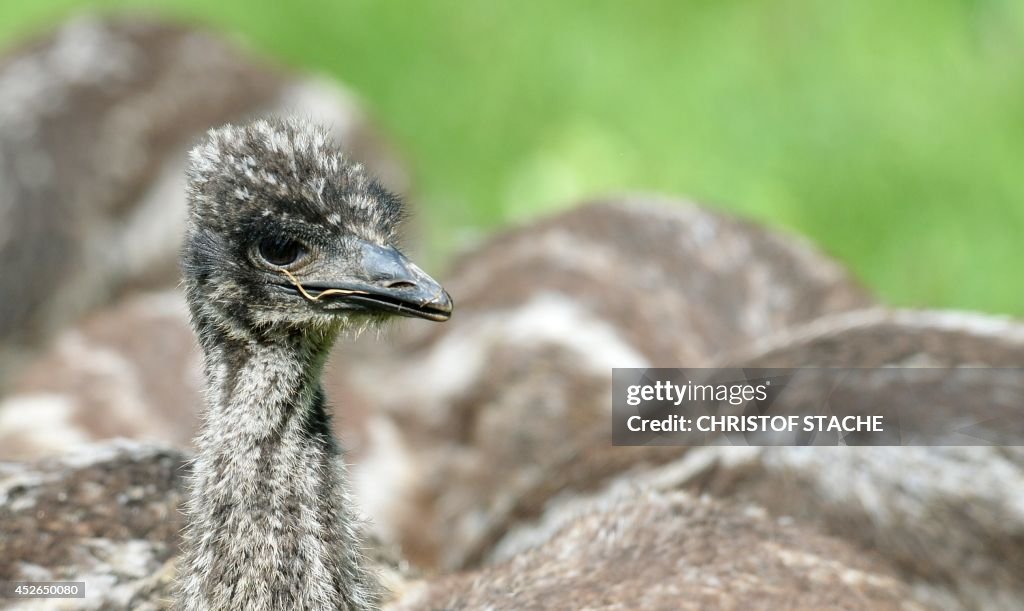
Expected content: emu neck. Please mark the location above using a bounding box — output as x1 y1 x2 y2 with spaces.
177 331 378 611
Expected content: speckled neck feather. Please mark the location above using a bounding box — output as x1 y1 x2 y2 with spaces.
174 116 396 610
176 321 379 610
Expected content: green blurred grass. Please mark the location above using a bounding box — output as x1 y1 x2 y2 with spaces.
2 0 1022 314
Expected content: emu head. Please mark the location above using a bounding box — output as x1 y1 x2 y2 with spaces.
182 117 451 343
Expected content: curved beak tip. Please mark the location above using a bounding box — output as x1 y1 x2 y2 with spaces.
429 289 454 321
302 240 455 322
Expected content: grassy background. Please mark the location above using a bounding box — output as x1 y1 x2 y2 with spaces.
1 0 1021 315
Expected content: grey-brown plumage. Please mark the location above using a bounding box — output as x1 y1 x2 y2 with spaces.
0 440 186 610
1 196 874 570
0 15 406 388
390 492 925 611
0 291 200 460
0 441 925 611
487 309 1024 611
0 196 869 472
342 197 874 569
0 287 387 470
8 179 1014 608
175 117 449 610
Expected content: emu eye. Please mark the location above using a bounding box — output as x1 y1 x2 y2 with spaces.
257 236 307 267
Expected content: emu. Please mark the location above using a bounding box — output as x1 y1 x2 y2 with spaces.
0 135 958 605
176 117 450 610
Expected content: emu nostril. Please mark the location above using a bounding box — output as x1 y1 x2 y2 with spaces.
384 279 417 290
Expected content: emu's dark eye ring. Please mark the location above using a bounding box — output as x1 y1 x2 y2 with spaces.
257 236 308 268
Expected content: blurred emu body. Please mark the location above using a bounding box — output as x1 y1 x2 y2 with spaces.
0 129 927 609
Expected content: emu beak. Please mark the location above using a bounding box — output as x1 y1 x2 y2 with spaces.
299 241 453 322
